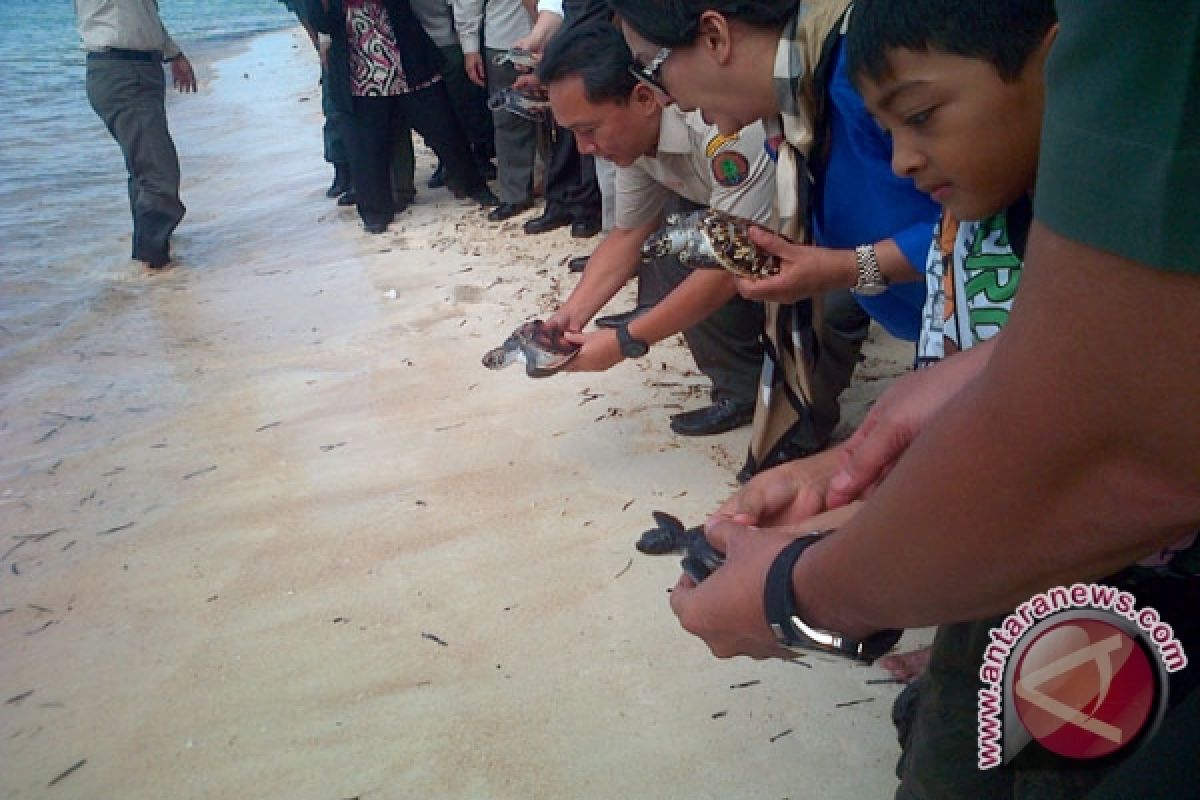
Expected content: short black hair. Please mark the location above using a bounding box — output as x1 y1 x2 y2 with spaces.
607 0 798 48
537 21 638 103
847 0 1057 85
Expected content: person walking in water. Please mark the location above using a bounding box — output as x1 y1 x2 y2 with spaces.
75 0 196 269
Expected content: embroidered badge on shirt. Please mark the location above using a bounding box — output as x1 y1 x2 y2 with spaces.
704 132 740 159
711 151 750 187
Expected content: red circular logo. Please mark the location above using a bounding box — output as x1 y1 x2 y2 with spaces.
1012 618 1156 759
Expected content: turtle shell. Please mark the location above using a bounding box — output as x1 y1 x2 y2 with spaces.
482 320 580 378
689 210 780 279
642 210 780 279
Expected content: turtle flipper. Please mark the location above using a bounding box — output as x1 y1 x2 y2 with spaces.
636 511 688 555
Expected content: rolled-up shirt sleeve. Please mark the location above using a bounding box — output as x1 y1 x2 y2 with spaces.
452 0 484 53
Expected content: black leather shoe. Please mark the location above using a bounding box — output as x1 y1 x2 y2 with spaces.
595 305 651 329
326 162 352 198
337 189 357 207
567 255 590 273
363 221 389 234
570 217 602 238
523 209 573 235
669 399 755 437
488 200 533 222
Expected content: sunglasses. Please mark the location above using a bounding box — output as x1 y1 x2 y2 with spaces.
628 46 672 94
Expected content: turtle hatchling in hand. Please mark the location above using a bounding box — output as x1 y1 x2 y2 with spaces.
482 320 580 378
636 510 726 583
641 209 781 279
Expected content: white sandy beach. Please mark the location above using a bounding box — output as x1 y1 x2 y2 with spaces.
1 28 928 799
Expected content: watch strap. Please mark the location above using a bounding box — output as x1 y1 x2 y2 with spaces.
763 532 902 664
853 244 886 294
615 322 648 358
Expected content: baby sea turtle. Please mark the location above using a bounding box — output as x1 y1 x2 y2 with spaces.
492 47 539 70
636 510 726 583
488 88 550 121
482 320 580 378
641 209 780 279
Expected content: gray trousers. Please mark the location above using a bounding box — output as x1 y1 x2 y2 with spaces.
485 47 537 204
86 56 185 267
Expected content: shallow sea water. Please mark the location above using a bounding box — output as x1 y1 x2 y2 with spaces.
0 1 295 361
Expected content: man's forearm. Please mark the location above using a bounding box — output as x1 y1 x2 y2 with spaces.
795 222 1200 638
561 225 652 324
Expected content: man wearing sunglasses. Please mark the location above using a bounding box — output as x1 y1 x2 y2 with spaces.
538 22 772 438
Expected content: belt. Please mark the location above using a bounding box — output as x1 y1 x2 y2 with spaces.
87 48 161 63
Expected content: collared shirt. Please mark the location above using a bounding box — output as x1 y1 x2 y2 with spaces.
452 0 531 53
409 0 457 48
74 0 180 59
615 107 776 230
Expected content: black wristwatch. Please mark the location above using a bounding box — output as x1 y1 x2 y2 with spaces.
763 532 902 663
615 322 649 358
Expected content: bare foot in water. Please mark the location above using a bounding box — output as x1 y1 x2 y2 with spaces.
879 646 932 683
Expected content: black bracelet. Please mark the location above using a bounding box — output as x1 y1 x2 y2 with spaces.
763 532 829 646
763 531 903 663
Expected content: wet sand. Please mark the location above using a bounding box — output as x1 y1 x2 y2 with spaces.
1 28 926 799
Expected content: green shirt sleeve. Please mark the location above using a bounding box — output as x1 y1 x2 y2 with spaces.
1035 1 1200 274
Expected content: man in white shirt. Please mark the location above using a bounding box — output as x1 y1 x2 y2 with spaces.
74 0 196 269
453 0 539 222
541 23 770 436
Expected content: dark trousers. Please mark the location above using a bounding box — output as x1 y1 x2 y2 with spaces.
347 83 486 225
807 288 871 448
321 64 351 167
544 125 601 223
391 44 493 199
438 44 493 164
638 255 763 405
86 56 186 267
637 195 763 404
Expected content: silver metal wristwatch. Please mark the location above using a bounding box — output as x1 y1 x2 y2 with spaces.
852 244 888 296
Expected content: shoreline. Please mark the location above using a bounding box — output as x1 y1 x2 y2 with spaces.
0 26 921 799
